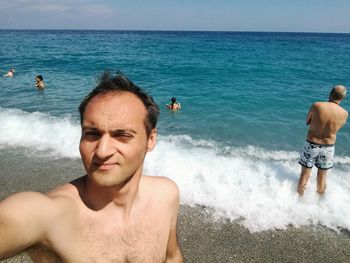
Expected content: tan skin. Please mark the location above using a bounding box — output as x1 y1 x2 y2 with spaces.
297 90 348 195
166 103 181 111
35 76 45 89
0 92 183 262
3 69 14 77
166 99 181 111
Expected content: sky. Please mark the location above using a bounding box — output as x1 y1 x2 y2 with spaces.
0 0 350 33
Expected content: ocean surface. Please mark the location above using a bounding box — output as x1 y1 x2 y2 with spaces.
1 30 350 232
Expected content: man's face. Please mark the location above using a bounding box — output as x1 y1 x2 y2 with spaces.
79 92 157 188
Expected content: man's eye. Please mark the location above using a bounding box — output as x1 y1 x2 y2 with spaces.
113 133 133 141
84 131 100 138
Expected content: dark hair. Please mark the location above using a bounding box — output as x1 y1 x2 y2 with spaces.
36 75 43 81
171 97 176 103
79 71 159 137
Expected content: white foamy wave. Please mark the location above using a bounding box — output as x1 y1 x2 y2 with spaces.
145 135 350 232
0 108 80 158
1 108 350 232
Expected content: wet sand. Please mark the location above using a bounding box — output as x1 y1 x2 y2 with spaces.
178 205 350 262
1 151 350 262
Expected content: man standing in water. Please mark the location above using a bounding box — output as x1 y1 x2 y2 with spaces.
297 85 348 195
0 72 183 262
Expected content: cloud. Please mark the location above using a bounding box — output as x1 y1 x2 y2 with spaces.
18 0 114 15
1 0 350 32
79 4 115 16
23 4 70 13
0 0 116 29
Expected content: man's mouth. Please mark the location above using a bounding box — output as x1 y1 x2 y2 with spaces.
94 162 118 171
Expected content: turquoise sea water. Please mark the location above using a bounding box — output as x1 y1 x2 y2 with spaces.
1 30 350 231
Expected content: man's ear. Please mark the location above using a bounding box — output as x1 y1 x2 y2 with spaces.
147 128 157 152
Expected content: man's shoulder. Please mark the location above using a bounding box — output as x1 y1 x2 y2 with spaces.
0 191 50 207
313 101 326 107
313 101 346 112
341 107 349 122
309 102 322 112
46 178 83 204
0 190 76 227
143 175 179 190
38 182 83 226
331 103 348 118
142 176 180 204
1 190 72 213
341 106 349 115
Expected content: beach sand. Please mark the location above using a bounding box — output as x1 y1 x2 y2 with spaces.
1 150 350 262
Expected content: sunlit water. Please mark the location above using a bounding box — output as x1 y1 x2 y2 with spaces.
1 30 350 232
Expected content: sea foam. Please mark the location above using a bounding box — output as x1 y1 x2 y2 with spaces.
146 135 350 232
0 107 80 158
1 107 350 232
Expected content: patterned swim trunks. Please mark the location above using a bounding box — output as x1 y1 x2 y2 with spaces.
298 140 335 170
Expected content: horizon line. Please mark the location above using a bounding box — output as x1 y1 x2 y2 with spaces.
0 28 349 35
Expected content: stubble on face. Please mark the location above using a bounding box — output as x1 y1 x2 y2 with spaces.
79 92 151 189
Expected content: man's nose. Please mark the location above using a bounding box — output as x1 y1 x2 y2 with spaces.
95 134 115 159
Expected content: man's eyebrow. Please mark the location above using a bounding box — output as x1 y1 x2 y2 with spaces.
81 126 137 135
112 129 138 135
81 125 98 130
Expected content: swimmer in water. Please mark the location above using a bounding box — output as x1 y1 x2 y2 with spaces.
3 68 15 77
166 97 181 111
35 75 45 89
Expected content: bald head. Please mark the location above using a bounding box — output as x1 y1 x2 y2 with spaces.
329 85 347 102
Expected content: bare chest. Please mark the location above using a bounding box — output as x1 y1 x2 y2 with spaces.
30 216 170 263
78 220 169 262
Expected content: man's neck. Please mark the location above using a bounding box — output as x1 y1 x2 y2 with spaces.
83 171 142 219
329 100 340 105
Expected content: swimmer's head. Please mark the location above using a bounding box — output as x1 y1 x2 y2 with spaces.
36 75 43 81
330 85 347 101
171 97 176 103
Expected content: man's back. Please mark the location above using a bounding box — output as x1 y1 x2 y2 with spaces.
307 101 348 145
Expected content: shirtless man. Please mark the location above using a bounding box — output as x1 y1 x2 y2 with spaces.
0 72 183 262
297 85 348 195
166 97 181 111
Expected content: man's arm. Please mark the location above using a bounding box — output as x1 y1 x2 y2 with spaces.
342 110 348 125
306 103 315 125
166 219 183 263
0 192 54 259
166 184 183 263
